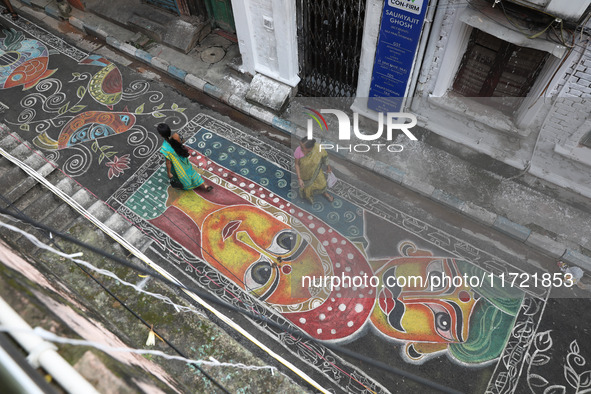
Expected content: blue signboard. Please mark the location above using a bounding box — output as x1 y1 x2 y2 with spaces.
368 0 428 112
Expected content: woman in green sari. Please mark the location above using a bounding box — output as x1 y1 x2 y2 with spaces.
294 137 333 203
157 123 213 192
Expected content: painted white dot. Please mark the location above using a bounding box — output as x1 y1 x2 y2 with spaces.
207 161 211 164
347 321 354 327
336 248 342 254
259 187 263 191
335 263 341 268
317 329 322 334
331 298 336 302
197 155 202 159
269 193 274 197
319 314 326 321
199 163 204 167
208 167 213 171
331 329 336 334
318 227 326 234
142 206 146 209
260 194 266 198
331 238 338 243
280 205 285 209
358 294 364 298
355 304 364 313
223 173 228 177
345 267 351 272
352 287 357 291
336 293 342 297
286 203 291 207
249 184 255 189
232 177 237 181
368 290 373 295
323 241 329 246
218 168 223 172
290 209 295 214
338 304 346 311
328 229 333 233
327 307 333 311
273 198 279 203
334 286 340 291
348 254 355 260
309 223 315 229
250 190 256 194
341 240 346 245
298 212 303 217
240 182 246 187
308 215 313 220
299 318 306 324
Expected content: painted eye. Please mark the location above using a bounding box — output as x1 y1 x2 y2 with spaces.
267 230 297 255
435 312 451 332
248 261 272 286
426 303 455 341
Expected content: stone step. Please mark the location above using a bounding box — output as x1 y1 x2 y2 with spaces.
1 160 56 203
12 189 66 252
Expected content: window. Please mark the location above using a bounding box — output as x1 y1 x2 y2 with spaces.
451 29 550 115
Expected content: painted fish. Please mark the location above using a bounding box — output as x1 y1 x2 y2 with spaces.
0 29 57 90
80 55 123 107
34 111 136 150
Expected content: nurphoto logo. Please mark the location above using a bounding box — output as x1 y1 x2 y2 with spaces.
305 108 418 153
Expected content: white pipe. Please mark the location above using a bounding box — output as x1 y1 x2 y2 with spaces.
0 345 44 394
0 296 99 394
404 0 440 111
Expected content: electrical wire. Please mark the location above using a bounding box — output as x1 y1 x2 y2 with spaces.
0 132 384 393
0 206 464 394
0 197 232 394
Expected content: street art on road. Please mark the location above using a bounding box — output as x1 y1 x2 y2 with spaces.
106 114 549 394
121 120 523 365
0 29 56 90
0 27 190 180
1 19 559 394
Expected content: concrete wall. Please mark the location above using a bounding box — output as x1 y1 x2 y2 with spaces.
408 0 591 198
231 0 299 86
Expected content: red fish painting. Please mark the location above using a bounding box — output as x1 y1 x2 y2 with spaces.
34 111 136 150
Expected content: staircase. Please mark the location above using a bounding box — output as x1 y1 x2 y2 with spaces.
0 130 153 264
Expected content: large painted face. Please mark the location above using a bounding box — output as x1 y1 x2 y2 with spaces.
200 204 326 306
371 256 478 345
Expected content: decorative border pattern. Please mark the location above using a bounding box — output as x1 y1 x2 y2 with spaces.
0 10 88 61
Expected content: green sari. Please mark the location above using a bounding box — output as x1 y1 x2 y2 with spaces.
298 143 328 203
159 140 204 190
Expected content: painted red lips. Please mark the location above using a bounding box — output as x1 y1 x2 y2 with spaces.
222 220 242 241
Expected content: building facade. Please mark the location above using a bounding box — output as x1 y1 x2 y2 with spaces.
228 0 591 199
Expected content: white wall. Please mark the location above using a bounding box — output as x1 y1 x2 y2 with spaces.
231 0 300 86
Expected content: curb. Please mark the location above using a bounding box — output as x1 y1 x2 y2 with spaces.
23 1 591 273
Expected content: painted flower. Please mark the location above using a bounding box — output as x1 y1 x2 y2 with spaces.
106 154 130 179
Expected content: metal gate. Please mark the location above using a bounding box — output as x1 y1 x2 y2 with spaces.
297 0 366 97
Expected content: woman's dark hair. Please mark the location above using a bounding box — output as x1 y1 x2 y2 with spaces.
300 136 316 149
157 123 189 158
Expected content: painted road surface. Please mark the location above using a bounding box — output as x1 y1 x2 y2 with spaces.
1 15 590 394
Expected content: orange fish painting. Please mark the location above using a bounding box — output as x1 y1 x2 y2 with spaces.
34 111 136 150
